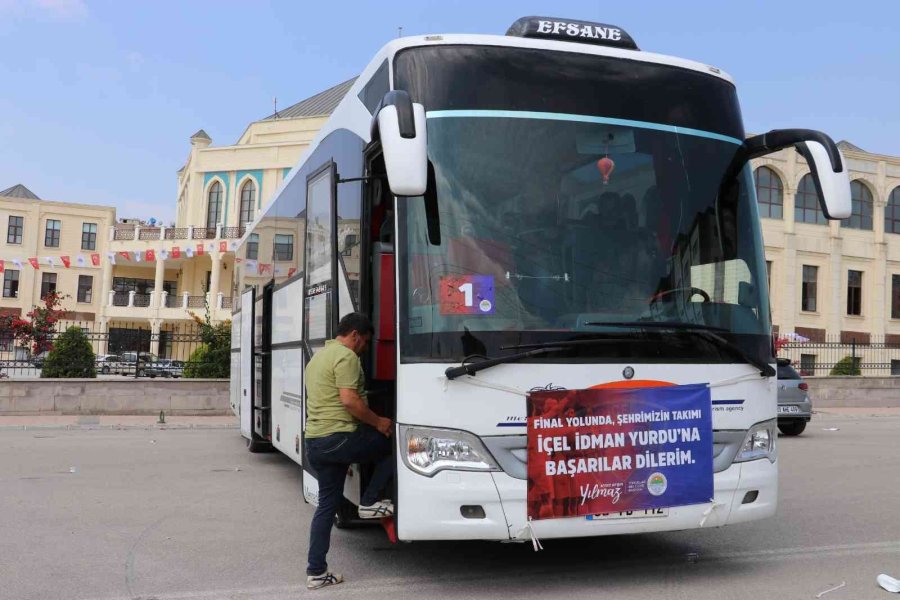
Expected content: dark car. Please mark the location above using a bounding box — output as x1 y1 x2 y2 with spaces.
776 358 812 436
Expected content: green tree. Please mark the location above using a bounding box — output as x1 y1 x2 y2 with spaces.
829 355 861 376
184 302 231 378
41 326 96 378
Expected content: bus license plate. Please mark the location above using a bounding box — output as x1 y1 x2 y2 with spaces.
778 406 800 414
586 508 668 521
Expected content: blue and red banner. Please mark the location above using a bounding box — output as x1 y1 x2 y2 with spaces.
526 384 713 520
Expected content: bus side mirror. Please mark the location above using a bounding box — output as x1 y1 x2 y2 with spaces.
740 129 851 219
794 140 851 219
372 90 427 197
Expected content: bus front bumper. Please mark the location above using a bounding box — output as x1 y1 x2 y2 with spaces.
396 458 777 541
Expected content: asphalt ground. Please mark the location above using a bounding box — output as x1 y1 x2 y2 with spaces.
1 412 899 600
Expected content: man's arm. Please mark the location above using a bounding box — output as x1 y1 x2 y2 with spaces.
338 388 392 437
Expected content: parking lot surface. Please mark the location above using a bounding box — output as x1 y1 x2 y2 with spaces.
1 412 898 600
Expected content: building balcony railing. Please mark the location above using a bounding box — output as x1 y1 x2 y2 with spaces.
112 292 129 307
222 226 245 239
104 290 232 313
109 224 245 244
186 295 207 308
164 228 189 240
133 293 152 308
192 227 218 240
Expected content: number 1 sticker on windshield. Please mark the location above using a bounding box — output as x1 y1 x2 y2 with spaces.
439 275 495 315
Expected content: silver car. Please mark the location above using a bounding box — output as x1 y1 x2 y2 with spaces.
777 358 812 436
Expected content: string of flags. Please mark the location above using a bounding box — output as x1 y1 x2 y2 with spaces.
0 253 102 273
0 240 245 273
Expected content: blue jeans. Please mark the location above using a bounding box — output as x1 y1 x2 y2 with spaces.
305 424 393 575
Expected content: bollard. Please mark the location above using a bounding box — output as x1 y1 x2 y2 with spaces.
158 410 166 424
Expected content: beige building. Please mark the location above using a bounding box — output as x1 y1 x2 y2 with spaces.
1 80 353 359
752 141 900 373
98 79 354 354
1 184 115 323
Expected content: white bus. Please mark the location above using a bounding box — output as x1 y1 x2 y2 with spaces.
230 16 850 543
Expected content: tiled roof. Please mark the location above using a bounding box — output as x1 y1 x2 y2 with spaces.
261 77 357 121
838 140 866 153
0 184 40 200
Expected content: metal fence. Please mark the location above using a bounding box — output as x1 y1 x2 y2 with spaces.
780 335 900 376
0 320 220 379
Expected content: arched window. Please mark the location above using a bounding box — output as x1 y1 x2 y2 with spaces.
886 187 900 234
206 181 223 228
239 179 256 227
843 180 873 230
795 174 826 225
754 166 783 219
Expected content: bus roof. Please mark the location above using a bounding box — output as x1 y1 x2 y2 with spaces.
243 31 736 239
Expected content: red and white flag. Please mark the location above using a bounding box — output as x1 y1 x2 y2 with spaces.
118 251 131 261
61 256 71 268
90 253 100 266
287 267 297 278
0 260 4 273
145 249 155 262
219 241 227 253
28 257 39 269
195 244 204 256
172 247 181 259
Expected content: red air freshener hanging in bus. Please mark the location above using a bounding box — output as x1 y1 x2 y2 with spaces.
596 157 615 184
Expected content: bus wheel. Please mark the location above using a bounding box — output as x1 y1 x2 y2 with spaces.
778 420 807 436
334 499 360 529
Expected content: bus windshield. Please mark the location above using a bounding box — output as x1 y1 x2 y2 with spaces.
396 47 771 365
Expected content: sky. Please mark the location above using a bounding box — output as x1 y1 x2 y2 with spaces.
1 0 898 223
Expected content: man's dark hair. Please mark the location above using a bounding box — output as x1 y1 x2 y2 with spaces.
336 312 374 337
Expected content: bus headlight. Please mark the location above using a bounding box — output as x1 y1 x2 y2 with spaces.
401 426 501 477
734 419 777 463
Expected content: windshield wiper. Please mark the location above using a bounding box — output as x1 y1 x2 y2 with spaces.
444 347 566 380
585 321 775 377
501 337 629 351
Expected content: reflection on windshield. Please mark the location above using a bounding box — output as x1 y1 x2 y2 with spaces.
400 113 771 361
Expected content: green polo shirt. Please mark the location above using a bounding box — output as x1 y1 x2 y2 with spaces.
304 339 366 439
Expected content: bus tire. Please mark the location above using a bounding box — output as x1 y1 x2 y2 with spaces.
334 499 360 529
778 420 807 436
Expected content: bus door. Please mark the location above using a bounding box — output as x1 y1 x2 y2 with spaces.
301 162 339 505
239 288 254 440
252 282 274 446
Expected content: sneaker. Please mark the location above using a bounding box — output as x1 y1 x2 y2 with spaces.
307 571 344 590
358 500 394 519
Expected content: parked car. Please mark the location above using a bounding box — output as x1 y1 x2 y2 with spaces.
96 354 122 375
777 358 812 436
31 351 49 369
155 359 185 378
119 352 160 377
